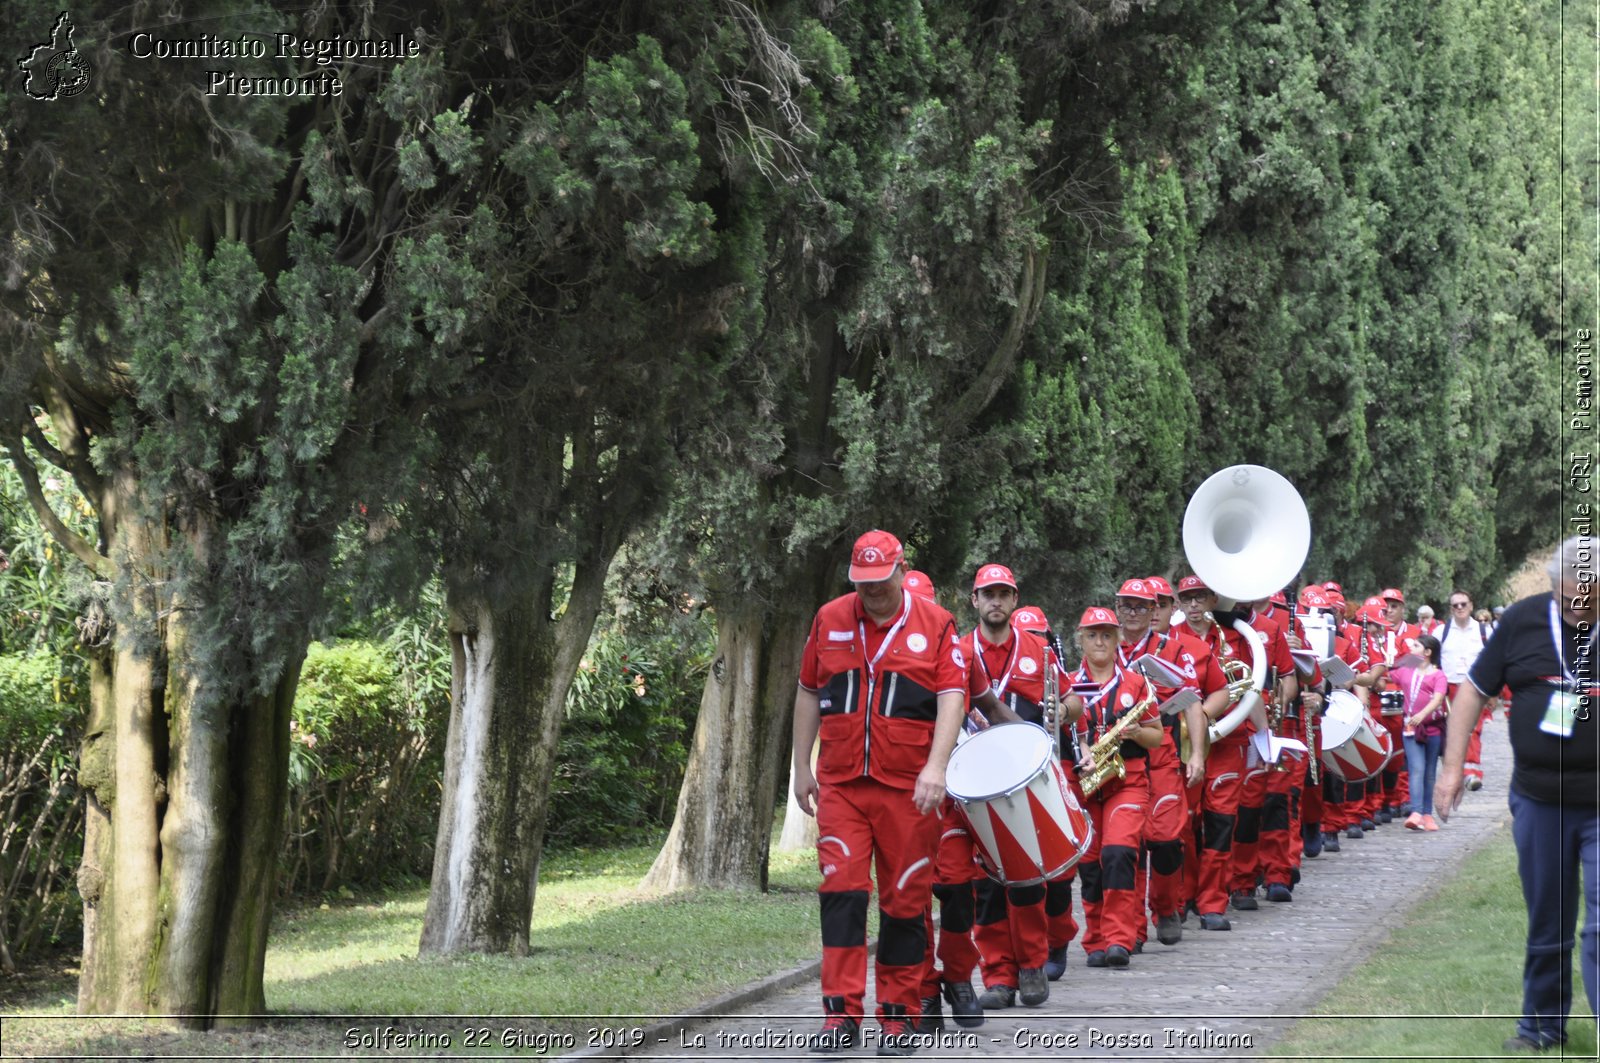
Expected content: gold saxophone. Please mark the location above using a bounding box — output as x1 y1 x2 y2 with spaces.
1079 688 1156 797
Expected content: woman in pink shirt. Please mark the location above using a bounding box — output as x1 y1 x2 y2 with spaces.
1393 634 1449 830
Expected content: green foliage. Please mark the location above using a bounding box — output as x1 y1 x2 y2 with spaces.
282 618 450 894
550 613 713 849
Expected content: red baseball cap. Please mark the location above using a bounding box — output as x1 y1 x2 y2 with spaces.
1363 595 1384 612
848 530 904 583
1270 590 1288 606
1298 587 1330 609
1145 576 1174 599
973 563 1017 591
1078 606 1120 629
1359 605 1387 625
904 570 937 601
1381 587 1405 603
1013 605 1050 632
1117 578 1156 601
1177 575 1210 594
1322 581 1343 594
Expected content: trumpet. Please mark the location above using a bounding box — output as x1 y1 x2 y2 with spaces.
1079 688 1156 797
1044 647 1062 761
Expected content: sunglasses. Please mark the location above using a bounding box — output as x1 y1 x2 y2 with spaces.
1450 601 1470 608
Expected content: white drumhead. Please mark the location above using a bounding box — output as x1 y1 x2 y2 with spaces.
1318 689 1363 748
945 722 1053 802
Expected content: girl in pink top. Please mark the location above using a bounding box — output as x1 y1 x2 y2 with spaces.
1392 634 1448 829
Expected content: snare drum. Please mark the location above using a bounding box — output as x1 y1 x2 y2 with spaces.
1318 690 1395 781
944 723 1093 886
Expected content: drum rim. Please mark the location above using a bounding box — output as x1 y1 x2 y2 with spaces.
944 721 1055 802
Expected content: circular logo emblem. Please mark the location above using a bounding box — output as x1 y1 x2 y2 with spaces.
861 547 881 562
906 633 928 653
951 648 966 669
1121 692 1135 708
1018 656 1039 675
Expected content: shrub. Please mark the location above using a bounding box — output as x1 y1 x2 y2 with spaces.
281 630 448 896
549 612 712 849
0 652 86 970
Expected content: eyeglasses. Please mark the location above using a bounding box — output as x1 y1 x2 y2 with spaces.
1450 601 1470 609
1177 593 1210 604
1116 601 1152 614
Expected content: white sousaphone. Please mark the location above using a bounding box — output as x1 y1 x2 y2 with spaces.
1182 465 1312 745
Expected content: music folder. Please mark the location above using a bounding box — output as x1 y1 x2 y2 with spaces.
1157 688 1200 718
1250 728 1309 765
1318 656 1356 688
1128 653 1190 690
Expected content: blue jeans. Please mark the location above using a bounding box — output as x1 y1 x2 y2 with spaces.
1401 732 1441 815
1508 789 1600 1047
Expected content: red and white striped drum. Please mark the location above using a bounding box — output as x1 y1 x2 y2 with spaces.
944 722 1092 886
1318 690 1395 782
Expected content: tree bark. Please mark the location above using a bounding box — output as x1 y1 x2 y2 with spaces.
418 557 608 954
72 475 305 1027
642 563 828 893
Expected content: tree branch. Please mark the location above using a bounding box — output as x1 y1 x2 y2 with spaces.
939 244 1050 433
1 433 113 578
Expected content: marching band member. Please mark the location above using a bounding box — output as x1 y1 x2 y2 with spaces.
792 531 970 1055
1115 578 1225 948
957 566 1066 1010
1254 592 1315 902
1065 607 1162 967
1315 588 1369 852
1013 605 1080 982
1352 602 1393 833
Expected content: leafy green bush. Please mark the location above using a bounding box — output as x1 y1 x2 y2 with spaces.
0 652 86 968
282 626 449 895
549 612 711 849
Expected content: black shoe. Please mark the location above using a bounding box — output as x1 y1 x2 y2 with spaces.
1266 883 1293 902
1290 867 1301 887
1346 825 1364 839
916 995 943 1034
1302 829 1323 858
1230 889 1259 911
1361 817 1377 830
1104 944 1130 967
808 1014 860 1054
1043 946 1068 981
1132 939 1144 954
1502 1034 1556 1053
1018 966 1048 1006
942 979 984 1028
1398 802 1414 817
1198 912 1232 931
1322 831 1341 852
1085 950 1107 967
977 983 1016 1009
1156 913 1182 945
1376 807 1393 825
877 1006 918 1057
1466 777 1484 791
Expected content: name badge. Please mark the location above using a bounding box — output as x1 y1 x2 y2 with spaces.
1540 690 1581 739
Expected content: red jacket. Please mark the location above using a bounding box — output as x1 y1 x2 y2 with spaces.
799 590 970 789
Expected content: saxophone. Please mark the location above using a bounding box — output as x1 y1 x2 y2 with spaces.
1079 688 1157 797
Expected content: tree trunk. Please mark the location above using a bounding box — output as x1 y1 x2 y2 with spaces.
642 563 828 892
73 480 304 1027
418 558 608 954
776 743 819 853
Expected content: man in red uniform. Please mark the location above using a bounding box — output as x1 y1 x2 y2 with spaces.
1012 605 1080 981
1066 607 1162 967
1173 577 1253 930
1117 577 1226 947
1254 591 1317 901
1351 604 1394 833
957 565 1067 1011
793 531 969 1055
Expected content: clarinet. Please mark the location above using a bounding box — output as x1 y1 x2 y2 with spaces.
1046 627 1081 764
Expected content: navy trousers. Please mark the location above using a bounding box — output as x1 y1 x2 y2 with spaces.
1508 789 1600 1048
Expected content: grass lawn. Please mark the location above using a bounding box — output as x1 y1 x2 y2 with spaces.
1 837 828 1058
1272 833 1598 1060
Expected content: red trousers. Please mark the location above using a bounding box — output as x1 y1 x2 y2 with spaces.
1229 761 1269 893
1190 741 1246 915
1079 763 1149 954
1260 715 1305 888
921 803 983 995
1138 737 1188 930
1377 710 1408 807
817 777 940 1023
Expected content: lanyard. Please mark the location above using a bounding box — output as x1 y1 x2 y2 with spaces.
1073 665 1121 734
858 591 912 682
1549 599 1600 690
971 628 1021 698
